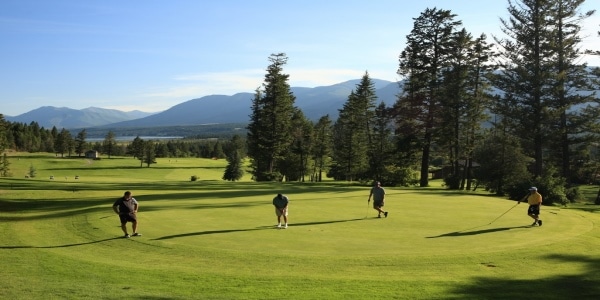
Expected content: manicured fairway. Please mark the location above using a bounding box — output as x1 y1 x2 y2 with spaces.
1 153 599 299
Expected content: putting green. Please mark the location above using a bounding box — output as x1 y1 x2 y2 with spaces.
59 188 593 258
4 154 600 299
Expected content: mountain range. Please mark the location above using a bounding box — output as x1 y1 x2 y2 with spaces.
5 106 155 129
4 79 400 129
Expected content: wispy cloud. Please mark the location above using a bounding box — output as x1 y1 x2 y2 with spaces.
141 70 263 99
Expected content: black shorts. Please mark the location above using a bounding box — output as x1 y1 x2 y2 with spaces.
373 200 384 208
528 205 540 215
119 213 137 224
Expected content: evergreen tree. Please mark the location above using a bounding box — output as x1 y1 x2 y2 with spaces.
4 122 15 151
0 114 7 153
311 115 333 182
27 122 42 152
0 153 10 177
461 34 496 190
223 150 244 181
473 129 530 195
66 133 75 157
223 134 246 159
130 136 145 167
103 130 117 158
50 126 58 146
143 140 157 167
330 72 377 181
493 0 598 183
246 53 296 181
0 115 8 177
545 0 597 181
280 108 313 181
41 128 54 153
396 8 462 187
75 129 87 157
439 30 495 189
493 0 556 177
211 140 225 159
55 128 72 158
155 143 169 158
439 28 475 188
223 134 246 181
368 102 394 183
28 164 36 178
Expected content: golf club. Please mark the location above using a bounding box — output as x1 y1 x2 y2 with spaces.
365 200 370 218
487 202 520 225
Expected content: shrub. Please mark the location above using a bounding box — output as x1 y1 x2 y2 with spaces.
565 186 584 203
380 166 418 187
444 174 461 190
505 167 569 206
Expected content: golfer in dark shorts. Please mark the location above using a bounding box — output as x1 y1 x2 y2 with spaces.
368 181 388 218
112 191 142 238
273 193 289 229
518 187 543 226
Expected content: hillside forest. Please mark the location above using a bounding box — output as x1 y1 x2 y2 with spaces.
1 2 600 205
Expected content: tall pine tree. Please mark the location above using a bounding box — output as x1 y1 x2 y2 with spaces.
493 0 597 182
75 129 87 157
246 53 296 181
396 8 462 187
103 131 117 159
546 0 597 181
311 115 332 182
331 72 377 181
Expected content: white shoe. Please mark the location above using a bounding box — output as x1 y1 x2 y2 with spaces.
284 224 288 229
277 224 282 228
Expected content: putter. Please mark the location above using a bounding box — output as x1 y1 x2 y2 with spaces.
365 200 370 218
488 202 520 225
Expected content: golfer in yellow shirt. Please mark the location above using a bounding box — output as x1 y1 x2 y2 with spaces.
518 187 543 226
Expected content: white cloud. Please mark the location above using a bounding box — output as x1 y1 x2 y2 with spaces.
138 69 265 99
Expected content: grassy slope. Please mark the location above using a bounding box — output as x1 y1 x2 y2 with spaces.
1 153 599 299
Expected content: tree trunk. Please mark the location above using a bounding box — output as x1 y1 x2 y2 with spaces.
420 133 431 187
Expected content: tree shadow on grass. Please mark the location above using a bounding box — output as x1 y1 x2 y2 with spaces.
448 254 600 299
153 218 364 240
1 179 366 198
0 237 122 249
426 225 531 238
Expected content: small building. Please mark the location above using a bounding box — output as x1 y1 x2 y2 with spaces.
85 150 99 159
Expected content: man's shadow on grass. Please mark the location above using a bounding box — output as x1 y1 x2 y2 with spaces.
0 237 123 249
153 218 364 241
426 225 531 238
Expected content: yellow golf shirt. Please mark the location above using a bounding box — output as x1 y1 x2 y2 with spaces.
527 192 543 205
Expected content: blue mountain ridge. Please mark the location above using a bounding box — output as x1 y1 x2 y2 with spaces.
5 79 400 129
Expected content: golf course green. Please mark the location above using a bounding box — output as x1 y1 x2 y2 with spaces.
1 153 599 299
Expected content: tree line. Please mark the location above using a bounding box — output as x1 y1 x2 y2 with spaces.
1 1 600 204
245 1 600 204
0 118 246 175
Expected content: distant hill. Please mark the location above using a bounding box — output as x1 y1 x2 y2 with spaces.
5 106 155 129
4 79 400 129
104 79 400 128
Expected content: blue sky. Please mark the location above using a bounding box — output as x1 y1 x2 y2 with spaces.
1 0 599 116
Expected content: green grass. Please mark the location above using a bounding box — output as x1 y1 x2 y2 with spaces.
1 152 600 299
